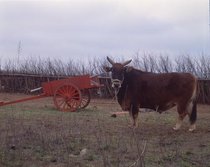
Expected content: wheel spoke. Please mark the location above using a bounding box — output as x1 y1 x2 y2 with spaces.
70 90 79 97
56 92 66 98
58 87 66 95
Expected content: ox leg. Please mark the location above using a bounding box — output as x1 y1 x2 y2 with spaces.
187 101 197 132
129 104 139 128
173 104 187 131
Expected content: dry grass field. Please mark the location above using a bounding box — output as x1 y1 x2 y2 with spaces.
0 93 210 167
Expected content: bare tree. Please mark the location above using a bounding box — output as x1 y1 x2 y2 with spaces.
1 54 210 79
157 55 173 73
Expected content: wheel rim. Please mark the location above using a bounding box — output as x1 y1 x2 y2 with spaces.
79 89 91 109
53 84 81 112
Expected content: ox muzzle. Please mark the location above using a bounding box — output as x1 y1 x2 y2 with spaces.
111 79 123 96
111 79 122 89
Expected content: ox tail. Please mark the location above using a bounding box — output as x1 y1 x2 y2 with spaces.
189 100 197 125
189 81 198 125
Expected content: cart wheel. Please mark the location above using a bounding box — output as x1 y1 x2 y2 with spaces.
53 84 81 112
79 89 91 109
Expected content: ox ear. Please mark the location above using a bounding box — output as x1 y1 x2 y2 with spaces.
103 66 112 72
125 66 133 73
122 59 132 66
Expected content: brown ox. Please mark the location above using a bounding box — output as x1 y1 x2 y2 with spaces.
104 57 197 132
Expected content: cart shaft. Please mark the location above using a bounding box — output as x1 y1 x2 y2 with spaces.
0 93 47 107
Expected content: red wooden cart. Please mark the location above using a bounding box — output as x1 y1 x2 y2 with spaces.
0 75 101 112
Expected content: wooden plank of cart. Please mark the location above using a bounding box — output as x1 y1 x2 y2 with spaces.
0 75 102 112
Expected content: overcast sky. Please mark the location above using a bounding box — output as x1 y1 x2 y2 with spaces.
0 0 209 62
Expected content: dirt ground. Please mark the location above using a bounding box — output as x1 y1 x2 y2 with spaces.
0 93 210 167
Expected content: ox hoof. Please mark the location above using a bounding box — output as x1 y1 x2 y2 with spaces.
173 127 180 131
173 123 182 131
128 124 138 129
173 125 181 131
189 125 196 132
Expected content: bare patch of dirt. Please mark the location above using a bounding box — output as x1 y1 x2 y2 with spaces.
0 93 210 167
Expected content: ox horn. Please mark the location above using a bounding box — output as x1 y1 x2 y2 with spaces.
107 57 115 65
122 59 132 66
